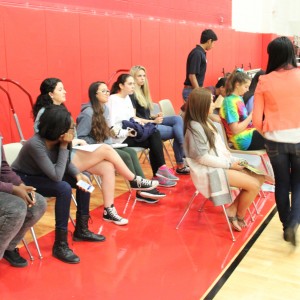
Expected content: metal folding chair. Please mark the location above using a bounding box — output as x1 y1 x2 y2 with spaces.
176 158 236 242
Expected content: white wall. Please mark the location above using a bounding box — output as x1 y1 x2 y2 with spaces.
232 0 300 36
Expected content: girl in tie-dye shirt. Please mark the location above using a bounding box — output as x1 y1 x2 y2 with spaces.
219 69 264 150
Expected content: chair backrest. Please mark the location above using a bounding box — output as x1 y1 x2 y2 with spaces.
213 122 263 167
213 121 228 146
151 103 161 116
159 99 176 117
2 143 23 165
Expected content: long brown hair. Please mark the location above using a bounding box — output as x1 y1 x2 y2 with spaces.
225 68 251 96
88 81 111 142
184 88 216 150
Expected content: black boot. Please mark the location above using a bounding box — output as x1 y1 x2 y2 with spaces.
73 212 106 242
52 229 80 264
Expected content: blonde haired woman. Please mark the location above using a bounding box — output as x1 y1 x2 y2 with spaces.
130 65 189 175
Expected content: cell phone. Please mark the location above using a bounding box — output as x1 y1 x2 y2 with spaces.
28 192 34 201
76 180 95 193
128 128 137 137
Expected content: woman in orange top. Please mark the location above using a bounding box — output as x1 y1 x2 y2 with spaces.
253 36 300 247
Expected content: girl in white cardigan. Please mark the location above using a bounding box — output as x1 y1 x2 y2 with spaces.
184 88 266 231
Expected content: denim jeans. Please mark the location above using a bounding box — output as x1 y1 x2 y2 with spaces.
0 192 47 258
182 87 193 102
157 116 185 164
265 140 300 229
17 173 90 231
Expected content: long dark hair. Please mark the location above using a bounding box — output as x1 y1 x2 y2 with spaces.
110 74 132 95
38 105 71 141
88 81 111 142
266 36 297 74
243 70 265 105
32 78 62 119
184 88 216 150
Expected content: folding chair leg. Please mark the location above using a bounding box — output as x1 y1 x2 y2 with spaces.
247 208 255 222
142 149 150 164
221 205 236 242
30 227 43 259
198 198 208 212
259 189 266 199
124 179 131 192
22 238 34 261
176 191 199 229
92 175 102 191
69 214 76 227
69 194 77 228
71 194 77 206
252 199 259 214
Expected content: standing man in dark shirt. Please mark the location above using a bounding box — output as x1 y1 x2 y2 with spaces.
182 29 218 103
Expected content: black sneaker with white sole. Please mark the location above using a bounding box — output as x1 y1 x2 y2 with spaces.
129 176 158 190
136 192 159 204
103 204 128 225
139 188 166 199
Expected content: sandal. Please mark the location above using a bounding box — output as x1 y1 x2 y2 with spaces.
237 216 247 228
227 216 242 232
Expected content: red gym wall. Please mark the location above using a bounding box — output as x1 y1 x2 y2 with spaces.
0 0 265 143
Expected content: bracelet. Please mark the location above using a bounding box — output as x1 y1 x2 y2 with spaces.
228 162 232 169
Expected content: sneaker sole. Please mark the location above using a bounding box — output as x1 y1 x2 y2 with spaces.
175 171 190 175
155 173 179 181
103 218 129 226
139 191 166 199
136 197 159 204
158 182 177 188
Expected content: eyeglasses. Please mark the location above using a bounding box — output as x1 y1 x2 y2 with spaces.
96 90 110 95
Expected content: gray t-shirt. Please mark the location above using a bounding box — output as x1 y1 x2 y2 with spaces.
12 134 79 181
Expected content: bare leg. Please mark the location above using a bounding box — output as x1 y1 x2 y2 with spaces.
87 161 115 208
226 169 264 220
72 144 135 180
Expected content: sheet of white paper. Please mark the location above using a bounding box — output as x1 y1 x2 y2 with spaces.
73 144 103 152
110 143 128 149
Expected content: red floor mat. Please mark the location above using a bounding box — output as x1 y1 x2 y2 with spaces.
0 176 275 300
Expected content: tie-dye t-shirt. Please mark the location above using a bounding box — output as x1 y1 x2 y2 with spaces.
219 94 255 150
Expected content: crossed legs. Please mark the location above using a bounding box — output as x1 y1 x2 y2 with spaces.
72 144 135 181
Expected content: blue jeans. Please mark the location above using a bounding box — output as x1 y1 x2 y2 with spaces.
17 173 90 231
157 116 185 164
265 140 300 230
182 87 193 102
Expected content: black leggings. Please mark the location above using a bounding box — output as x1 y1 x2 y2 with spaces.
247 130 265 150
124 131 165 176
